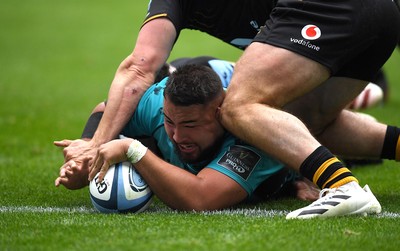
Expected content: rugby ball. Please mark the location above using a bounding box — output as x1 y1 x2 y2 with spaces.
89 161 153 213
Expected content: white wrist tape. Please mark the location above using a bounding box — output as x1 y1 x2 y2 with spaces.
126 139 148 164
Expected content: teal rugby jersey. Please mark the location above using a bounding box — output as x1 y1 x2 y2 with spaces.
121 78 287 198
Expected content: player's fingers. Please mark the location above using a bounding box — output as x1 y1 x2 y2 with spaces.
53 139 73 148
65 168 73 177
57 177 70 188
59 159 76 174
88 153 102 181
59 163 70 177
97 162 110 182
294 180 319 201
55 177 69 187
89 150 101 173
68 160 79 172
82 157 91 169
88 167 99 182
59 167 66 177
55 177 61 187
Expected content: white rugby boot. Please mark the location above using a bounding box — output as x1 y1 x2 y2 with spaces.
286 182 381 219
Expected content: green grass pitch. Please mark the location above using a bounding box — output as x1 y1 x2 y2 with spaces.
1 0 400 250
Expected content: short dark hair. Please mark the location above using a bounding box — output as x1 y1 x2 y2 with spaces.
164 64 223 106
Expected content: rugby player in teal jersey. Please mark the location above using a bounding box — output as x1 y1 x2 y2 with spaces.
55 65 320 211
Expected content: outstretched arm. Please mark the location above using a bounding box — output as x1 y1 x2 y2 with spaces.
90 138 248 211
91 18 177 147
56 18 177 177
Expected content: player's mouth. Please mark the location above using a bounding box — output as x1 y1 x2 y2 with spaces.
178 143 198 154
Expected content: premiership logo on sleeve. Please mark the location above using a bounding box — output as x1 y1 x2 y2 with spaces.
217 146 261 180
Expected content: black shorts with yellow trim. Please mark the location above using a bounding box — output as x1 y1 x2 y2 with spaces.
253 0 400 82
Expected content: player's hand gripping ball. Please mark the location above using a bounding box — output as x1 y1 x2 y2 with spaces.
89 161 153 213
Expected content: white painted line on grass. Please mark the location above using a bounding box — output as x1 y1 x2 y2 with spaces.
200 208 400 219
0 206 96 213
1 206 400 218
200 208 288 217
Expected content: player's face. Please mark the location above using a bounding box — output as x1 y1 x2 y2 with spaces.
163 97 225 163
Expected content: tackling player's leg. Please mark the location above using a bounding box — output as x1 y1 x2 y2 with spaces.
286 146 382 219
221 43 386 220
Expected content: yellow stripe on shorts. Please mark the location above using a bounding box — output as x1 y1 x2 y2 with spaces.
143 14 168 26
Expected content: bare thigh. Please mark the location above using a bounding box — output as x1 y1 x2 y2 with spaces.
224 42 330 109
221 43 332 168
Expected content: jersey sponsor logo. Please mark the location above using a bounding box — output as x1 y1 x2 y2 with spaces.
217 145 260 180
290 24 321 52
301 25 321 40
289 38 320 51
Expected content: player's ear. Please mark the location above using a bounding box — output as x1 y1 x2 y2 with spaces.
215 93 225 119
215 106 222 121
215 92 225 121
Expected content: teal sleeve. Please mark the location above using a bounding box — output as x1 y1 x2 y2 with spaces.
121 78 168 137
205 138 286 196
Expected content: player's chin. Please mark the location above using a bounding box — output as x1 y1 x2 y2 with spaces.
175 148 202 163
178 152 200 163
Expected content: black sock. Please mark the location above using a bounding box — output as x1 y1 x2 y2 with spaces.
380 125 400 161
299 146 358 189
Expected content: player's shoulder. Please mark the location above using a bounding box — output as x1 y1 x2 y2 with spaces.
145 77 168 96
221 134 282 166
137 77 168 113
220 135 262 160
